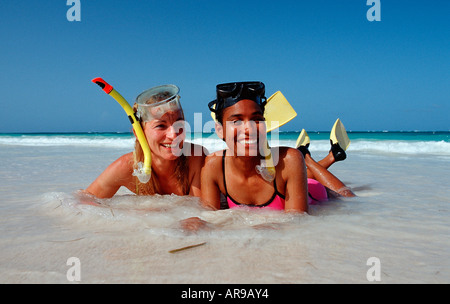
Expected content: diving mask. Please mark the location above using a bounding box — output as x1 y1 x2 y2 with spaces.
136 84 183 122
208 81 267 118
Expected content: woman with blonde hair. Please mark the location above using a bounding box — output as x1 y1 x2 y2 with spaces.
85 84 207 198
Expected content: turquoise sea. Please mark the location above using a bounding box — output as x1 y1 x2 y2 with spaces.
1 130 449 153
0 131 449 283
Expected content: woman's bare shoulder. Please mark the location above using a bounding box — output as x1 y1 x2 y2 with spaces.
281 146 303 161
84 152 134 198
275 147 305 171
115 152 134 170
202 150 224 176
205 149 225 163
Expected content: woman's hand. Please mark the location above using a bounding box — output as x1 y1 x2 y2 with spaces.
179 217 210 232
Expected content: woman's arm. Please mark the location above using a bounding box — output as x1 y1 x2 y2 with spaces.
200 154 222 210
282 148 309 213
188 144 208 197
181 151 218 233
85 153 134 199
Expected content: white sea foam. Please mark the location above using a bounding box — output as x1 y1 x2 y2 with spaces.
301 140 450 157
349 140 450 156
267 138 450 157
0 135 135 149
2 134 449 157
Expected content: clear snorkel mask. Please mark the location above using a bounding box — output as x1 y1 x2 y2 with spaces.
135 84 183 122
132 84 184 183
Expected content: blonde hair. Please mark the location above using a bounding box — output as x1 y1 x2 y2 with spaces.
132 92 189 195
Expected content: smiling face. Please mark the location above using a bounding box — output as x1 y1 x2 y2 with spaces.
143 109 185 160
216 99 266 157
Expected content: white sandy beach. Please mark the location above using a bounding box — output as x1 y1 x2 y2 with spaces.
0 134 449 283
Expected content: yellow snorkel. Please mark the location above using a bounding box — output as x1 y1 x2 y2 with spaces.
92 77 152 183
257 91 297 182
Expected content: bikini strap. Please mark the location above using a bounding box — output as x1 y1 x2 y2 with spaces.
222 150 229 197
272 175 286 199
224 150 284 201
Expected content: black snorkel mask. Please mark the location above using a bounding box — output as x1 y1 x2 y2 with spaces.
208 81 267 116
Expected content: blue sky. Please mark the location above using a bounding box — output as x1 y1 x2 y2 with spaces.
0 0 448 132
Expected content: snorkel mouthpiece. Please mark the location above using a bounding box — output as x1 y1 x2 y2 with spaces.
256 164 276 182
133 162 151 184
255 140 276 182
91 77 152 183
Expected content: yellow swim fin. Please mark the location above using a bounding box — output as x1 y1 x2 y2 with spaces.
330 118 350 151
264 91 297 132
295 129 310 149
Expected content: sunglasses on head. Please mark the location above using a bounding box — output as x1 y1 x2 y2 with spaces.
208 81 267 114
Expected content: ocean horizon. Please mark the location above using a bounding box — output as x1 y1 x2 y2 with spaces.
1 131 449 157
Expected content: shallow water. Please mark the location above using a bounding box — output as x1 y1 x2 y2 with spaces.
0 134 449 283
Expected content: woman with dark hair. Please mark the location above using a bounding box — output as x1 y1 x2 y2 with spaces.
200 81 354 214
201 81 309 213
